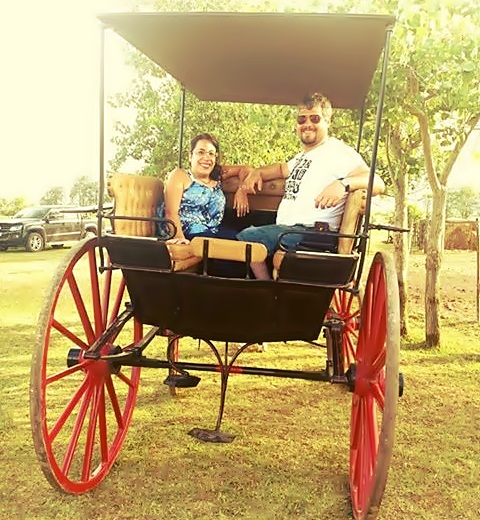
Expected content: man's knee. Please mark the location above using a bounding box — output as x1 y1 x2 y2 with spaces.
236 225 280 255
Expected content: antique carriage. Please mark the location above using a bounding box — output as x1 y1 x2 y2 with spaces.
30 12 402 520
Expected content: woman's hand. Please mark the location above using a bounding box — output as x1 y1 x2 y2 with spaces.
233 187 250 217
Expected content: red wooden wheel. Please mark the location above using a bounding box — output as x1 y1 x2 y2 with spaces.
328 288 362 371
349 252 400 520
30 238 141 494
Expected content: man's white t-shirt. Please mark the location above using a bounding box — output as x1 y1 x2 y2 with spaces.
276 137 368 231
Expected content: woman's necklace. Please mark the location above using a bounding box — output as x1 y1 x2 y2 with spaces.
189 170 215 187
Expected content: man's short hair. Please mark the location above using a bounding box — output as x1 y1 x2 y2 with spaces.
299 93 333 120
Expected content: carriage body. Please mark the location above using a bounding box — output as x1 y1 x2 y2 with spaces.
29 11 402 520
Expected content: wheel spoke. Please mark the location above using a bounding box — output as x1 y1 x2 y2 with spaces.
48 377 90 442
67 272 95 344
46 361 90 386
52 319 89 350
343 334 356 366
371 379 385 411
101 267 113 329
62 381 94 476
109 276 126 326
97 385 109 463
82 383 102 481
105 374 126 429
88 248 103 337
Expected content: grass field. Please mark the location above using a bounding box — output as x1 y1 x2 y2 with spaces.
0 242 479 519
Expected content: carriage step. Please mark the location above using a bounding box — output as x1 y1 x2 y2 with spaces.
163 373 201 388
188 428 236 443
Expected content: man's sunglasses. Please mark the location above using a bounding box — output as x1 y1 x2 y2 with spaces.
297 114 322 125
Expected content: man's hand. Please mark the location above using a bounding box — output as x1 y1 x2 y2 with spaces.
241 169 263 194
314 179 346 209
233 188 250 217
166 237 190 245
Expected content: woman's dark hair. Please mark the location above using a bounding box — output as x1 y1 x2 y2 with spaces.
190 133 222 181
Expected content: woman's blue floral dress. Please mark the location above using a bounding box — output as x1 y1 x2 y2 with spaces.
157 171 226 239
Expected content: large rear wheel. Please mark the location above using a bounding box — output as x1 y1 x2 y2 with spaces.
349 252 400 520
328 287 361 371
30 238 141 494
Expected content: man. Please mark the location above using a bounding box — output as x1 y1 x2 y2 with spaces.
234 92 385 279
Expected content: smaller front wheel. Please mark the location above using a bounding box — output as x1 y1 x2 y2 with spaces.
26 232 45 252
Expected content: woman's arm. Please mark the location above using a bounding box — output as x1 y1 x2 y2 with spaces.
222 165 255 217
163 168 190 242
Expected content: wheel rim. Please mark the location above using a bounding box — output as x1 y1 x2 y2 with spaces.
328 288 361 371
349 252 400 520
30 238 141 494
30 233 44 251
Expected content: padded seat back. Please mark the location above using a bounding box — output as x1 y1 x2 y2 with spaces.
107 173 164 237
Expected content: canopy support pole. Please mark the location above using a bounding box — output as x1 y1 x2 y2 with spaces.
98 24 106 236
178 86 186 168
355 24 394 284
356 103 366 153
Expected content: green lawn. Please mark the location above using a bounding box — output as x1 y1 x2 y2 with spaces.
0 245 479 519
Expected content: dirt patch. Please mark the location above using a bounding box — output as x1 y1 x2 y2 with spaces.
407 249 479 322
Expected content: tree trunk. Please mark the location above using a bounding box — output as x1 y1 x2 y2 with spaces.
424 186 447 347
393 174 409 336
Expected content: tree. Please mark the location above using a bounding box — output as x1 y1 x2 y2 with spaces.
0 197 28 216
447 187 479 219
69 176 98 206
40 187 64 205
399 0 480 347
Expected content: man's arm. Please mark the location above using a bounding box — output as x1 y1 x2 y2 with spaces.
314 166 385 209
221 165 253 182
241 162 289 193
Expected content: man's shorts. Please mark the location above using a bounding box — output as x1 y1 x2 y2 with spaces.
236 224 313 255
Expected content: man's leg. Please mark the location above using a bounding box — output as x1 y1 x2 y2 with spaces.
250 261 271 280
236 225 286 279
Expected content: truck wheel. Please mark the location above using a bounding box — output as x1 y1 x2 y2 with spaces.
0 246 7 252
83 228 97 239
25 232 45 252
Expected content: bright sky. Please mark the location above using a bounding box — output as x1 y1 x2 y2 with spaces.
1 0 135 204
1 1 478 205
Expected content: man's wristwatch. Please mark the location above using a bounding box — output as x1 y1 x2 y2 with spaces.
339 178 350 193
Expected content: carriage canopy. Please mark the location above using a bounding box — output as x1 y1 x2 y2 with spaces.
98 12 395 108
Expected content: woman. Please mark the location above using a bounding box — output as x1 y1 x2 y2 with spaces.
159 133 248 244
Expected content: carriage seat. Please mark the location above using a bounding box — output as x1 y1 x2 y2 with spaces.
106 173 367 275
223 177 367 277
272 188 367 278
190 236 268 276
106 173 199 271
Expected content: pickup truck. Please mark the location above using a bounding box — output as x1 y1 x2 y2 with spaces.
0 205 98 252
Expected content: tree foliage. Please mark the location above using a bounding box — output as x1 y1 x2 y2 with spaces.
0 197 28 217
40 187 65 205
69 176 99 206
447 187 480 219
